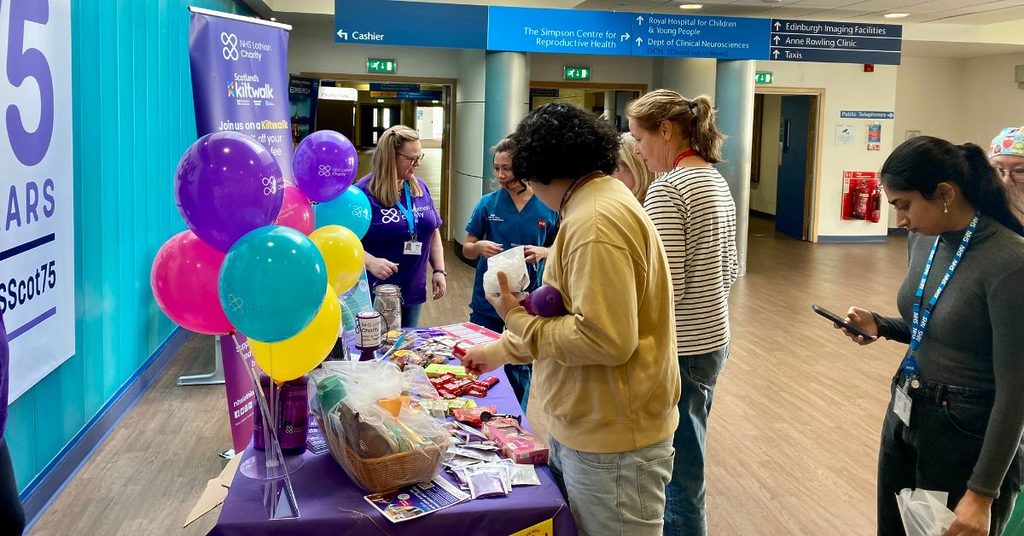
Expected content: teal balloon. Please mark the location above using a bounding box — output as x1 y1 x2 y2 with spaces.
219 225 327 343
315 185 372 239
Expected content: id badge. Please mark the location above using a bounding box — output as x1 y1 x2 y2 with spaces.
403 240 423 256
893 383 912 427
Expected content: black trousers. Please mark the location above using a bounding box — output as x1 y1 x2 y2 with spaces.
0 441 24 535
877 376 1023 536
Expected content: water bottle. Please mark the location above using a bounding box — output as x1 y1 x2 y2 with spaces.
253 373 309 454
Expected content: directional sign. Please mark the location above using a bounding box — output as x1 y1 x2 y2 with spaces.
335 0 487 49
770 19 902 65
487 6 634 56
840 110 894 119
636 14 770 60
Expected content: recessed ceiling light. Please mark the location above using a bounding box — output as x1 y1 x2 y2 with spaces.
679 3 703 8
269 17 277 21
884 12 909 18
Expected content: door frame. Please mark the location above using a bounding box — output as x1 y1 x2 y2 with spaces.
754 86 825 242
301 72 458 240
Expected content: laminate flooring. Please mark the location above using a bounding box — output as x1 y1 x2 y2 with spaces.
28 216 911 535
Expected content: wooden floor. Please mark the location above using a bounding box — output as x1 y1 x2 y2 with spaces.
28 216 911 535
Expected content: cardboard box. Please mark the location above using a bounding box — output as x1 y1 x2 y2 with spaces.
482 418 549 465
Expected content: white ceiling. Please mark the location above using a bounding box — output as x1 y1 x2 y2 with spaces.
575 0 1024 25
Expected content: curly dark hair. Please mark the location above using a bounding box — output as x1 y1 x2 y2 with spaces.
509 103 620 185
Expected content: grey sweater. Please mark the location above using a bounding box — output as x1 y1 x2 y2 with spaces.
875 215 1024 497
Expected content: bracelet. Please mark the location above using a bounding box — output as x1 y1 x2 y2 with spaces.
433 270 447 277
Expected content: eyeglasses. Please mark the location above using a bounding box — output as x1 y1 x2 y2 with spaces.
995 166 1024 182
397 152 425 165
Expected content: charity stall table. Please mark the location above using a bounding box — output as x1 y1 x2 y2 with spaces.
210 326 576 536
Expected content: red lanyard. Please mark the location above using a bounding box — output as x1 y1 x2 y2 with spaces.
673 149 699 168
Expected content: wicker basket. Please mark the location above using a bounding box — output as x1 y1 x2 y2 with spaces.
317 416 449 493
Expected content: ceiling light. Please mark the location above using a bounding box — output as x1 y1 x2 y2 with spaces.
679 3 703 8
269 17 277 21
883 12 909 18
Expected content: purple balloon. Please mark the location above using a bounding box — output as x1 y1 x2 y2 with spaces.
175 132 284 252
293 130 358 202
526 285 567 317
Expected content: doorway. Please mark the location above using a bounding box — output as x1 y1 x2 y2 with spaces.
749 89 822 241
302 74 456 238
528 81 647 132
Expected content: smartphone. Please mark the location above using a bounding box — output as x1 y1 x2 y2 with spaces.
811 304 874 339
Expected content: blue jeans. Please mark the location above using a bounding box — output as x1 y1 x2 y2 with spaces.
877 374 1023 536
549 436 674 536
470 311 531 412
664 346 729 536
401 304 422 328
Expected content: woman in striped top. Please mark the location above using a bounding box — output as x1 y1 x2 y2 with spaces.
626 89 738 536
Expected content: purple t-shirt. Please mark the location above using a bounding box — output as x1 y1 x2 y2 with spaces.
356 176 442 305
0 313 8 440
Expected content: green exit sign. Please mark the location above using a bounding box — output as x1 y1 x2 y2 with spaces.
563 66 591 81
755 71 774 84
367 58 397 74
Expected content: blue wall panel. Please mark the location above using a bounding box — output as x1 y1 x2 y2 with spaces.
6 0 251 491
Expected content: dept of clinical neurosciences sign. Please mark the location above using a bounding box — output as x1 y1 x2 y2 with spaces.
334 0 902 65
0 0 76 401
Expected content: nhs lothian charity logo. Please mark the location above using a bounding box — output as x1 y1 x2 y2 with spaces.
221 32 239 61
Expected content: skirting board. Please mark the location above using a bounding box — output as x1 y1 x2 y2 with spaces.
816 235 889 244
19 327 191 528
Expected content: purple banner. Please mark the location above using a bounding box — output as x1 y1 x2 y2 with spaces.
189 10 294 182
222 334 257 453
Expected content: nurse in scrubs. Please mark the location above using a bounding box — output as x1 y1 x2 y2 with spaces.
463 137 557 409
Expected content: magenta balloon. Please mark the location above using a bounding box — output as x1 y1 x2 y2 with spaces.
151 230 233 335
528 285 566 317
175 131 284 252
292 130 358 202
274 182 315 235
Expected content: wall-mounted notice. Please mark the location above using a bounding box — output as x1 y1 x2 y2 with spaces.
1 0 76 401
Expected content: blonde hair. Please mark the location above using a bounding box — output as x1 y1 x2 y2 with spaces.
367 125 422 207
618 133 656 203
625 89 725 164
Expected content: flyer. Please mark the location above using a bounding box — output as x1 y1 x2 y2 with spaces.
364 476 470 523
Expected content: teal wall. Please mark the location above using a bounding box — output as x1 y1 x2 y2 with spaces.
6 0 251 491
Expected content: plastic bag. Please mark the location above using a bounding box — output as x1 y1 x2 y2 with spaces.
484 246 529 295
896 488 956 536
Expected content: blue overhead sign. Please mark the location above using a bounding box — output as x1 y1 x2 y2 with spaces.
333 0 904 66
334 0 487 49
770 19 902 65
487 7 634 56
636 14 770 60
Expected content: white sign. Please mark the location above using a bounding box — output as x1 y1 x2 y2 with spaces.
318 86 358 101
835 124 856 146
1 0 75 401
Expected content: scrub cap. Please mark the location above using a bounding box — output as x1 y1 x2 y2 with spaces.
990 126 1024 157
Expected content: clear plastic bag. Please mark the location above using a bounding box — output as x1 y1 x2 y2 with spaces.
309 360 451 491
896 488 956 536
484 246 529 295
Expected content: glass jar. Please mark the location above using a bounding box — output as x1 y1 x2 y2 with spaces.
373 284 403 332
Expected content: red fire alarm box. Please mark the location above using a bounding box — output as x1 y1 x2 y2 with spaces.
842 171 882 223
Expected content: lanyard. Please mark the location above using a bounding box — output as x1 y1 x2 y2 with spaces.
672 148 698 168
901 212 979 379
396 182 417 240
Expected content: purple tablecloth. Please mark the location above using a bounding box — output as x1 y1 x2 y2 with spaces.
211 365 577 536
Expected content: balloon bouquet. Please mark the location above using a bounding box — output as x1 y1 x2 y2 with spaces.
151 129 371 482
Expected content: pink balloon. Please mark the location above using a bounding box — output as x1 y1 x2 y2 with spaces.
275 182 315 235
151 230 233 335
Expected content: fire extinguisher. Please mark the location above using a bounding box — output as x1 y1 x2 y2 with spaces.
869 183 882 223
852 181 870 220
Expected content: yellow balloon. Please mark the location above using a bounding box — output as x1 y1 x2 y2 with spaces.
310 225 366 294
250 285 341 382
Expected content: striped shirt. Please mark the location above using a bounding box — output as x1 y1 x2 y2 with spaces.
643 166 738 355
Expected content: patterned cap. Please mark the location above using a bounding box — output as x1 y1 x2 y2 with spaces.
990 126 1024 158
